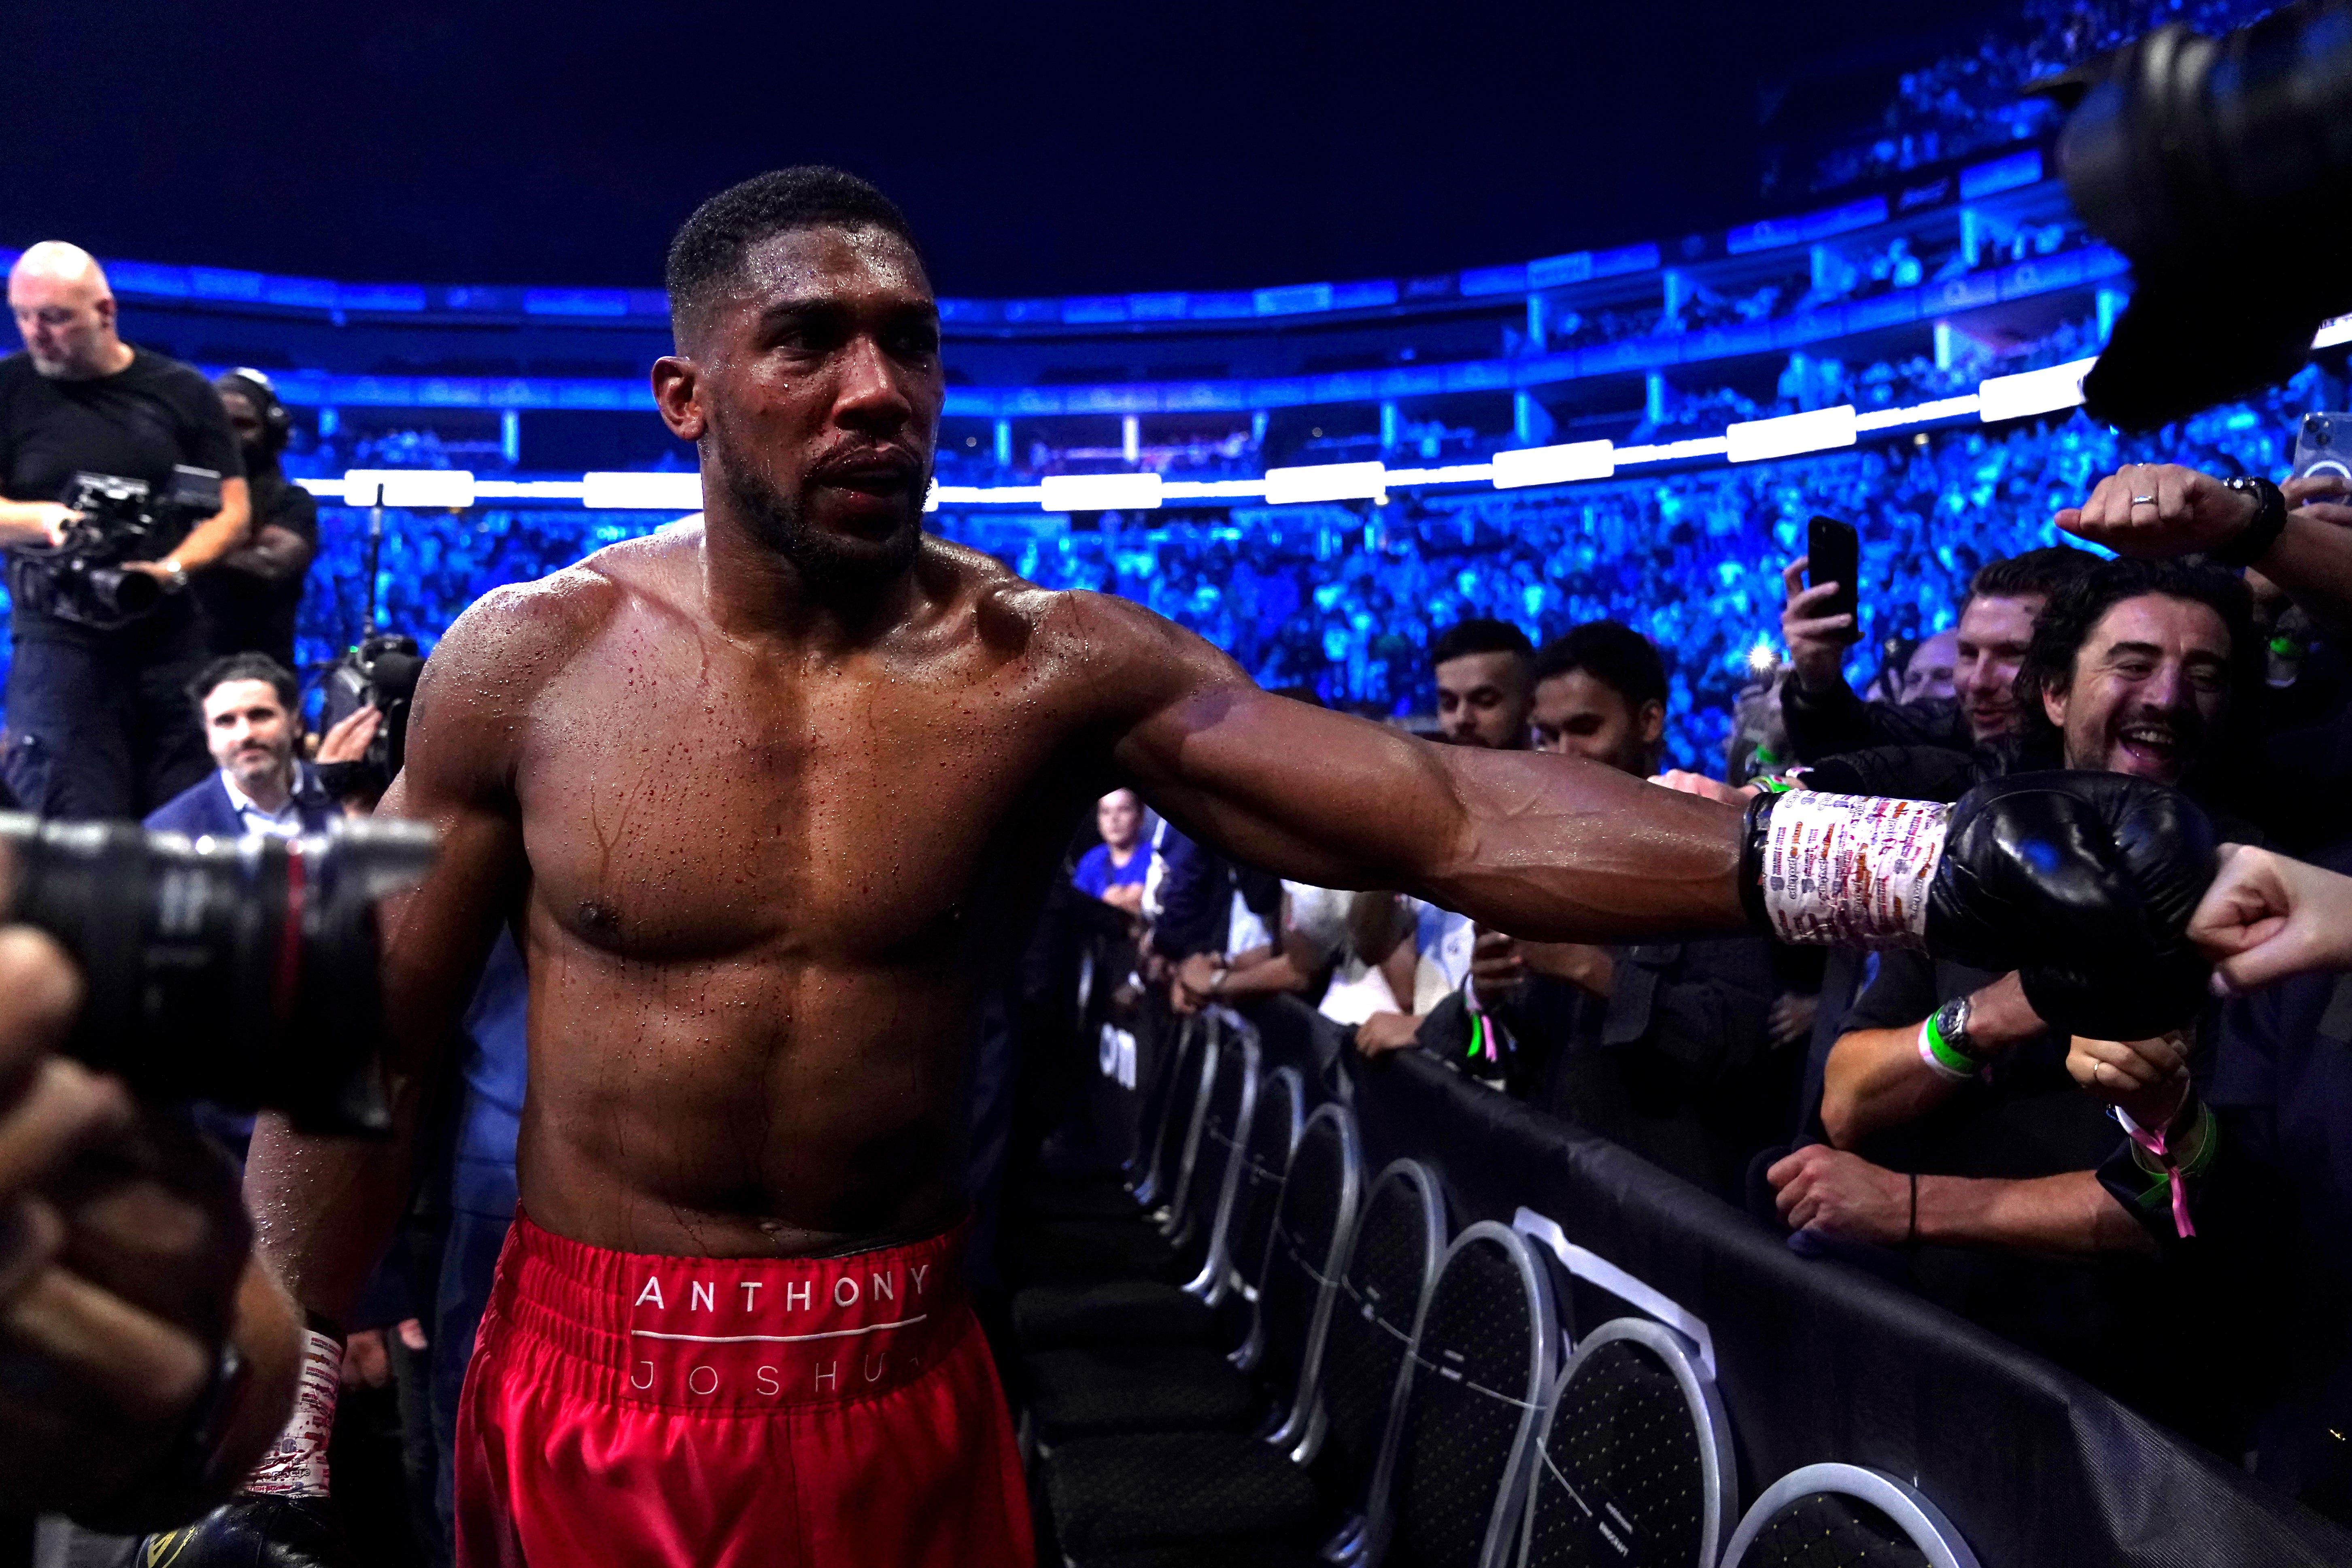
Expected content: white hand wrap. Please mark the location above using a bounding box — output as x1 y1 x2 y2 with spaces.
243 1328 339 1497
1758 792 1950 948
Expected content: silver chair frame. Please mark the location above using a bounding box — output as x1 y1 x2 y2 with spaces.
1721 1461 1980 1568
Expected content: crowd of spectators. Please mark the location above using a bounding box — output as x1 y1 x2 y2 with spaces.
1069 439 2352 1530
1777 0 2285 198
0 358 2291 775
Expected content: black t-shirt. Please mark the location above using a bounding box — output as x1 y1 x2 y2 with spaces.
195 466 317 667
0 346 243 644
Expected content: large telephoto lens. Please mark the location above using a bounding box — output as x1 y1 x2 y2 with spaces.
0 816 437 1135
82 565 162 620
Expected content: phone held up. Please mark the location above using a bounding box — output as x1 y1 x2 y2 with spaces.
1806 515 1861 645
2293 412 2352 490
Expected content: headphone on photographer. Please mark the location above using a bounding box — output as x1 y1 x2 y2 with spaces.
215 368 292 455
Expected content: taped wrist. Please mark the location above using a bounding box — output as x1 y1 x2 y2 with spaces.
243 1326 341 1498
1743 791 1953 948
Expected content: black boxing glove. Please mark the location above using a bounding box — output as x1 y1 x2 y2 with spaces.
1740 773 2218 1038
137 1494 342 1566
1929 773 2216 1036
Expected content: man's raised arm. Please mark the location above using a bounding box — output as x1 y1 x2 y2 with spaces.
1095 598 1746 942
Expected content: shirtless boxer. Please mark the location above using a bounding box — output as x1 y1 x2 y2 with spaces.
194 169 2212 1567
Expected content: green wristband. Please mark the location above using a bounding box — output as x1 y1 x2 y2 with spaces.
1919 1013 1978 1079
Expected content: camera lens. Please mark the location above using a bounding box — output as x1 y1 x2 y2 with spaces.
84 565 161 618
0 816 435 1134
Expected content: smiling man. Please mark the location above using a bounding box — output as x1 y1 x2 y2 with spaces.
1776 557 2255 1439
211 168 2224 1568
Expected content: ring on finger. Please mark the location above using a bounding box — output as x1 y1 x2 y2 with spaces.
2131 495 2159 506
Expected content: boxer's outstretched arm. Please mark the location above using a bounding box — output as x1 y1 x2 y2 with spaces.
243 584 548 1321
1087 597 1747 941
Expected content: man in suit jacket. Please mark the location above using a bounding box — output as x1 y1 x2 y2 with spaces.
144 651 340 839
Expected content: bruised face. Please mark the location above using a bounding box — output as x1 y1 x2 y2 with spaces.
657 224 943 590
1953 594 2043 745
1434 652 1533 749
1530 669 1664 777
2042 593 2232 785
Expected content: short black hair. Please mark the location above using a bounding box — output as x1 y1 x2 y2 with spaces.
1532 620 1668 710
1430 618 1534 671
665 166 925 343
2011 557 2257 765
189 652 298 716
1970 544 2100 605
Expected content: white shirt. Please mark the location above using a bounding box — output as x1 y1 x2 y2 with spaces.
221 769 305 839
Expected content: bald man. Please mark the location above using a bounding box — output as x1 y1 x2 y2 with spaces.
1 242 252 818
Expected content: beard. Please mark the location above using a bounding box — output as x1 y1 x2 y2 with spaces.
708 415 925 595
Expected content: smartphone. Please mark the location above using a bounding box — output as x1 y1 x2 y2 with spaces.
2293 412 2352 489
1806 515 1861 644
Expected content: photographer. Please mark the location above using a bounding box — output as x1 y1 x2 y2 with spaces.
0 908 300 1530
198 372 315 671
0 243 250 821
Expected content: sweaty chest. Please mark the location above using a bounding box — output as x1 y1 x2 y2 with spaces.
520 652 1064 960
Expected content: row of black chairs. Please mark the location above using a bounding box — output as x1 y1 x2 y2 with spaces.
1005 1012 1985 1568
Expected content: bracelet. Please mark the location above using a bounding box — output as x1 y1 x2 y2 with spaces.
2214 476 2288 568
2113 1097 2213 1240
1916 1014 1978 1080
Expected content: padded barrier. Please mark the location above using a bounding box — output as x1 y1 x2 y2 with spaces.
1146 994 2352 1568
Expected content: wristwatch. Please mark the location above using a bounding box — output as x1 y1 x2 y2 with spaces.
158 557 190 594
2213 476 2288 568
1931 993 1984 1065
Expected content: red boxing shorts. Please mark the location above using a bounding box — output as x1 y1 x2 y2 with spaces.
453 1210 1033 1568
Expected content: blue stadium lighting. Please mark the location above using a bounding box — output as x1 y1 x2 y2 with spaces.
1039 472 1164 512
1725 405 1859 464
1262 461 1388 506
1975 357 2097 423
1491 440 1617 489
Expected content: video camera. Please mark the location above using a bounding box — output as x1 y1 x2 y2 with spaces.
0 814 436 1136
2048 2 2352 428
11 467 223 630
319 631 425 786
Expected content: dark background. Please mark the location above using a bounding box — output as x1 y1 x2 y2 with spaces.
9 0 2018 297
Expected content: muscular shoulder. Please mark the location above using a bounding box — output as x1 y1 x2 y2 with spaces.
411 536 667 761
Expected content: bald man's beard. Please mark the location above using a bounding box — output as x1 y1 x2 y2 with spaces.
707 417 925 593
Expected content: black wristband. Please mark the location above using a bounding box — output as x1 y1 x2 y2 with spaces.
2212 476 2288 568
1738 791 1778 932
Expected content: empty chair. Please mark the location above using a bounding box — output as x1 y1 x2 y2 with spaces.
1719 1464 1979 1568
1017 1064 1304 1353
1516 1317 1735 1568
1022 1034 1270 1440
1042 1150 1441 1565
1030 1013 1208 1222
1014 1018 1234 1288
1363 1220 1561 1568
